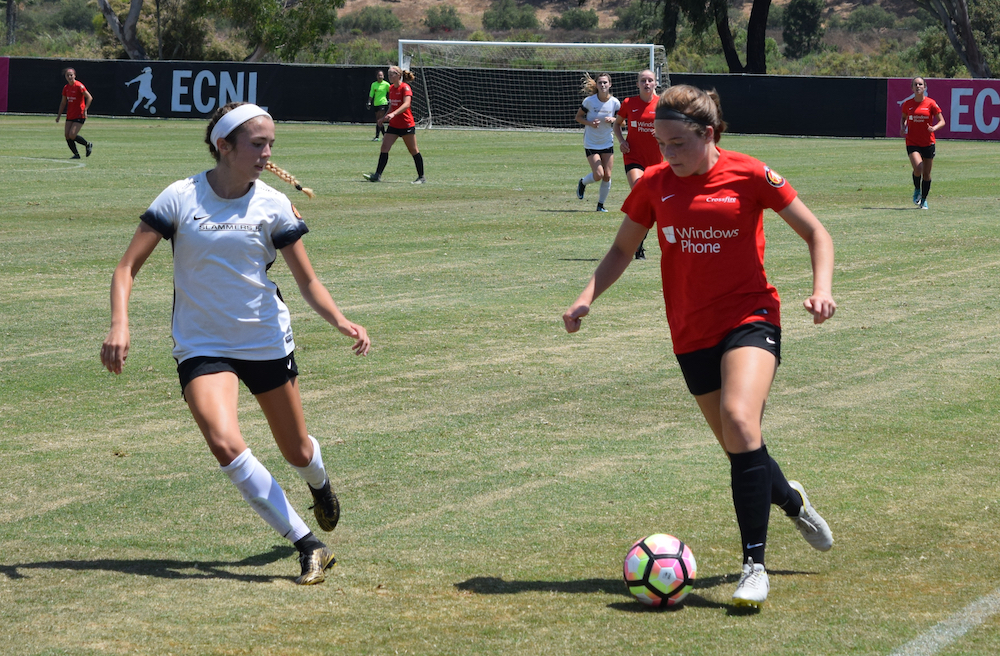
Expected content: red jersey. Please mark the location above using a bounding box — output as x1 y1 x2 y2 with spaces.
901 97 942 147
388 82 415 129
62 80 88 120
621 149 798 354
617 95 661 168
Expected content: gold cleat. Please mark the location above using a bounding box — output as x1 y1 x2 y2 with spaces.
295 546 336 585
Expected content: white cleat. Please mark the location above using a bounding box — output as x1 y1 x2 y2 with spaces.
788 480 833 551
732 558 769 608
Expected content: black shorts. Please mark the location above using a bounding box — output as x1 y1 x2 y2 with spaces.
177 353 298 396
373 104 388 114
675 322 781 396
386 125 416 137
585 147 614 156
906 144 935 159
67 117 86 124
624 162 646 173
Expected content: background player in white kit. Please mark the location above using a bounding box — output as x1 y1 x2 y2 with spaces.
100 102 370 586
574 73 620 212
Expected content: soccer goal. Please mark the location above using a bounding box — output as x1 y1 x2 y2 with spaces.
397 40 669 131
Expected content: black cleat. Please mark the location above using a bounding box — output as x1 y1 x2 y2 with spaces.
85 142 93 157
363 172 381 182
309 478 341 532
635 246 646 260
576 178 586 200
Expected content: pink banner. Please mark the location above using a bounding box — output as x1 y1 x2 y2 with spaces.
887 77 1000 141
0 57 8 113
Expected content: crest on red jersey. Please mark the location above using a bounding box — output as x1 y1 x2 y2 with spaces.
764 166 785 188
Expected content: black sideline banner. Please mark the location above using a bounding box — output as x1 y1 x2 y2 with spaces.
4 57 889 137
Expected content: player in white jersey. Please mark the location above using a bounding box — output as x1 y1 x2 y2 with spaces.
574 73 621 212
100 102 371 586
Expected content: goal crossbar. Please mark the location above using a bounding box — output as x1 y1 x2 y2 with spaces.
397 40 670 131
399 40 664 73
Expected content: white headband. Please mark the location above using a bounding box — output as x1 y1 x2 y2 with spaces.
210 104 271 149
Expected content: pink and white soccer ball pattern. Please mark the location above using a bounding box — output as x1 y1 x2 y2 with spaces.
624 534 697 607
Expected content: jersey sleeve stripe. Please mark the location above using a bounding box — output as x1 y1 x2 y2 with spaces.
272 222 309 251
140 210 175 240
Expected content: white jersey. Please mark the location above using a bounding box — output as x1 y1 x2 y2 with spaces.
140 172 309 364
581 94 621 150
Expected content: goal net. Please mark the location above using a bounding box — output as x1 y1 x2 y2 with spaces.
397 40 669 130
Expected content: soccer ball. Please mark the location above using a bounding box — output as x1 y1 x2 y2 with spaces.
623 534 697 607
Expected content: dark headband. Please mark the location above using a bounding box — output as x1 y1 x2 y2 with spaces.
655 107 712 126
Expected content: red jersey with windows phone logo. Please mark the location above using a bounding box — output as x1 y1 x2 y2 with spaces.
621 149 798 354
388 82 415 129
901 97 942 147
62 80 88 120
617 95 661 168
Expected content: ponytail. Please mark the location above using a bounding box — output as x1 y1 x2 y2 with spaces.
265 161 315 199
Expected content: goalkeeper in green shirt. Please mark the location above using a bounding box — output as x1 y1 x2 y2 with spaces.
368 71 391 141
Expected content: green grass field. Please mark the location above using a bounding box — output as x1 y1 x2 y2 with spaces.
1 116 999 655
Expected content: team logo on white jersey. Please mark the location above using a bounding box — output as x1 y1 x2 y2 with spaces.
199 222 262 232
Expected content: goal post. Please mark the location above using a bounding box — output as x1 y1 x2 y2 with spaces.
397 40 670 130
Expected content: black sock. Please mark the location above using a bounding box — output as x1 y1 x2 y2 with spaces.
730 446 772 566
912 174 921 190
921 179 931 200
770 456 802 517
66 139 79 155
375 152 389 176
293 532 324 554
74 135 89 146
413 152 424 178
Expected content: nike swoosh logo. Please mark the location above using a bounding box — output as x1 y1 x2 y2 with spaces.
747 542 764 549
194 215 209 221
765 337 776 345
661 194 675 202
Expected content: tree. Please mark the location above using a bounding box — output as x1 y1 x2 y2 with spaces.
914 0 992 77
424 4 464 33
482 0 539 31
96 0 147 59
782 0 824 59
661 0 773 73
190 0 341 61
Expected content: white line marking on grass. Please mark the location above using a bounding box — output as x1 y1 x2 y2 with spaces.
889 586 1000 656
0 155 86 171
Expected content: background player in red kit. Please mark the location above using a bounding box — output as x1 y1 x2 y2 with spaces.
900 76 944 210
55 67 94 159
613 69 661 259
563 85 836 609
364 66 426 184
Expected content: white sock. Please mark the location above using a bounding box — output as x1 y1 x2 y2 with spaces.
581 173 596 185
221 449 311 542
599 180 611 204
289 435 328 489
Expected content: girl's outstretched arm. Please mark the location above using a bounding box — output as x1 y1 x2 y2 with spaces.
101 223 162 373
563 216 647 333
777 197 836 324
281 240 370 355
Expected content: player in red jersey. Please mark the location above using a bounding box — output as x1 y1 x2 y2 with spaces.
364 66 426 184
563 85 836 609
613 69 661 259
900 76 944 209
55 67 94 159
